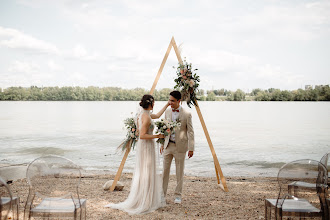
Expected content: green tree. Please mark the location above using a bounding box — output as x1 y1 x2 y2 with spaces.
206 91 216 101
317 85 330 101
218 88 225 96
3 87 20 100
73 87 84 101
251 88 262 96
43 87 59 100
233 89 245 101
268 88 276 93
255 91 270 101
154 88 172 101
280 90 293 101
305 89 318 101
324 86 330 101
199 95 206 101
26 86 43 101
293 89 306 101
270 89 282 101
226 91 234 101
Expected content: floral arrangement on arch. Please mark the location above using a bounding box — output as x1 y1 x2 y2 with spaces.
174 59 200 107
155 119 181 144
117 116 139 152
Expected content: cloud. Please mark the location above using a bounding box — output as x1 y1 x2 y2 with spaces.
245 2 329 41
255 64 305 88
8 60 40 74
0 26 60 55
47 60 62 71
194 49 256 73
67 44 106 62
1 0 329 90
65 71 89 87
2 60 52 87
0 26 106 63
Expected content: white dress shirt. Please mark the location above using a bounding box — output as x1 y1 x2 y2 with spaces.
170 106 181 142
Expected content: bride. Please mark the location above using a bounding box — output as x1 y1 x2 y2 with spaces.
106 94 169 214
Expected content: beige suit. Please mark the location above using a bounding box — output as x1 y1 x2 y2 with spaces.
162 107 194 197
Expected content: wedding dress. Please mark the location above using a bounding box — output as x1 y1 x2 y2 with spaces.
105 108 166 214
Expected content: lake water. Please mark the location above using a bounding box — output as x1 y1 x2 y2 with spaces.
0 101 329 177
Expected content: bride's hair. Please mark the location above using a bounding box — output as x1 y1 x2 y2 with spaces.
139 94 154 109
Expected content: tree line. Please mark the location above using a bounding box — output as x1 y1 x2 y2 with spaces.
203 86 330 101
0 86 329 101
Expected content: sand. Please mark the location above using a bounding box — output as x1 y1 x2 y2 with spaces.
3 169 280 220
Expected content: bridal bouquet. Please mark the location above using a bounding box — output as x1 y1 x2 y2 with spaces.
118 116 139 152
174 59 200 107
155 119 181 144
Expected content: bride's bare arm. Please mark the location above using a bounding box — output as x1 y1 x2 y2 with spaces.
151 101 170 119
139 113 164 139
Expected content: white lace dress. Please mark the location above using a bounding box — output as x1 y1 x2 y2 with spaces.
105 109 166 214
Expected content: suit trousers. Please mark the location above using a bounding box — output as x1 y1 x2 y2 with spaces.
162 142 186 197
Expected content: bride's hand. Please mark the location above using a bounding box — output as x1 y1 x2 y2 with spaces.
158 134 165 139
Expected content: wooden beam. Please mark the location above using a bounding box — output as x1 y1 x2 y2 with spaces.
110 142 131 191
171 37 183 64
195 101 228 191
214 162 220 184
150 38 173 95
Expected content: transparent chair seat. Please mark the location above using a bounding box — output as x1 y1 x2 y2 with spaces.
31 198 87 213
266 199 320 213
289 181 315 188
1 197 19 205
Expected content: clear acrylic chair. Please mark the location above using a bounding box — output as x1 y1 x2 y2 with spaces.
24 155 87 220
288 153 329 196
0 176 19 220
265 159 328 220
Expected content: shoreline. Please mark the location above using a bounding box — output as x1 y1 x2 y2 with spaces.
2 166 279 219
0 164 28 182
0 163 278 182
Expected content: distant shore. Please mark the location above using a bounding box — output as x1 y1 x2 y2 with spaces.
1 85 329 101
2 165 278 219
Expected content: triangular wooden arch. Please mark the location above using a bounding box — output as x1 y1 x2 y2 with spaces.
111 37 228 192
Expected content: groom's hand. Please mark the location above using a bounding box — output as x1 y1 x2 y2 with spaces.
160 145 164 154
188 151 194 158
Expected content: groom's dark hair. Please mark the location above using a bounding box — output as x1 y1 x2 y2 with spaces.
170 91 181 101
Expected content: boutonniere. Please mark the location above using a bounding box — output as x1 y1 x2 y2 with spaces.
176 119 181 129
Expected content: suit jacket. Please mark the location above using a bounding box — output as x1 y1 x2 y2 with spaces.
164 107 194 153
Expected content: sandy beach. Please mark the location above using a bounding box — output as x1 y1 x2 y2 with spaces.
2 168 281 220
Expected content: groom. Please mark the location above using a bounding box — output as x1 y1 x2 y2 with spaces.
160 90 194 204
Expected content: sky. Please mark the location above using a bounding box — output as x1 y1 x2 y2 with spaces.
0 0 329 92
